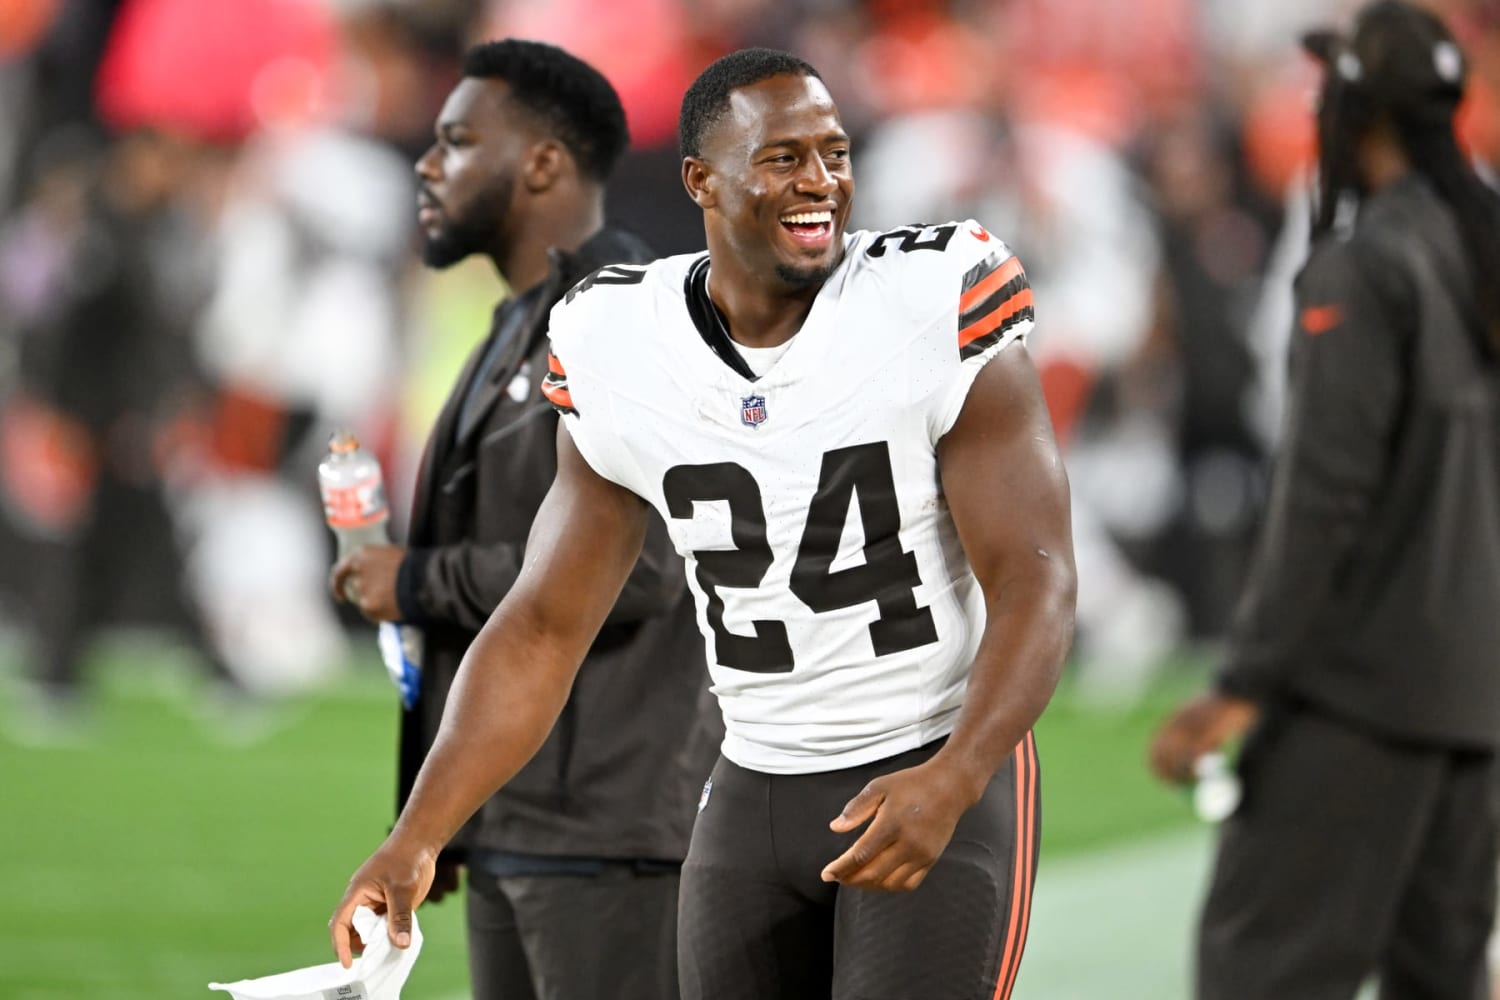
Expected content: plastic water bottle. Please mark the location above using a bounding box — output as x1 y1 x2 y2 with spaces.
317 430 422 708
318 430 390 600
1192 752 1243 823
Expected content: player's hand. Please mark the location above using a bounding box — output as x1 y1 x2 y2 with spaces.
820 759 977 893
330 544 406 623
329 838 436 968
1148 691 1258 786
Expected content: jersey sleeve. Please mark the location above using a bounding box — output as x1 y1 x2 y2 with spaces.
544 296 638 492
929 219 1035 440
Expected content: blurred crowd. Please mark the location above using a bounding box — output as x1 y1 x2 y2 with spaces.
1 0 1498 711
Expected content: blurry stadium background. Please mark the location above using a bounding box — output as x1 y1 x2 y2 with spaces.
1 0 1497 997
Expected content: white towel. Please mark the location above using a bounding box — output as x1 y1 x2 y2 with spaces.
209 906 422 1000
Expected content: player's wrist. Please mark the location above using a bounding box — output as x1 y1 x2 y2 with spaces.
925 748 992 808
385 820 446 865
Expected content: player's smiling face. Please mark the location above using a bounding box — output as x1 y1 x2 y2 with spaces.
694 73 854 290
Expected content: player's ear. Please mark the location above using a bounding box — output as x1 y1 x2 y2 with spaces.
523 139 566 194
682 156 717 210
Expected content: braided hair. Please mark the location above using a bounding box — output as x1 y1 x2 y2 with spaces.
1307 0 1500 356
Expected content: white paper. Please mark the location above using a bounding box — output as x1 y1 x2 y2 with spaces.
209 906 422 1000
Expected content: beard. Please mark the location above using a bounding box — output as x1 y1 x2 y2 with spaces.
421 217 489 268
419 174 514 269
774 258 838 290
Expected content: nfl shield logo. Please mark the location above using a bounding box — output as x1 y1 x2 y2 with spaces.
741 394 768 428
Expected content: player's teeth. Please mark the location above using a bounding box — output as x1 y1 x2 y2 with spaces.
781 212 832 224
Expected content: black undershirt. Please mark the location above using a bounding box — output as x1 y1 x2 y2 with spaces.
684 256 758 381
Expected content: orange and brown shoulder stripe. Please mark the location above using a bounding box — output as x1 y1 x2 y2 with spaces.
541 352 577 416
960 252 1033 360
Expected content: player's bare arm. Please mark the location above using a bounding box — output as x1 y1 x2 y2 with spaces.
822 345 1075 892
329 424 651 966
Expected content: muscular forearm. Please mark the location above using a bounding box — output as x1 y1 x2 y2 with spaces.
331 426 651 962
388 600 590 854
931 348 1075 801
932 563 1075 800
389 430 650 851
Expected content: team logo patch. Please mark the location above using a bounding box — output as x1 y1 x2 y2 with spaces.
740 394 768 428
1301 304 1343 336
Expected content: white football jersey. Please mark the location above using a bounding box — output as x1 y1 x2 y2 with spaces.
545 220 1034 774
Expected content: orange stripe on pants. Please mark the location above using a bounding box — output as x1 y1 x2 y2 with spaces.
994 731 1039 1000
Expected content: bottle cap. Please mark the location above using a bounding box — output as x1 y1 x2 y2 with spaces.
327 430 359 454
1191 753 1243 823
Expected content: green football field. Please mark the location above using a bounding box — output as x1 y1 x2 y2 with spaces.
1 643 1217 999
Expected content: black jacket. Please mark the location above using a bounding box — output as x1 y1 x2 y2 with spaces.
395 228 718 860
1217 176 1500 747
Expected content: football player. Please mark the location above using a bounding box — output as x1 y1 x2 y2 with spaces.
332 47 1076 1000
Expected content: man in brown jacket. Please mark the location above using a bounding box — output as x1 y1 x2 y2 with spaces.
331 39 717 1000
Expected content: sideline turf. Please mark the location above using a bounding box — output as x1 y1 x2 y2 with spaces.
0 651 1204 998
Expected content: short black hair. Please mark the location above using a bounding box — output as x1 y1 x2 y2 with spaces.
678 48 822 160
462 39 628 181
